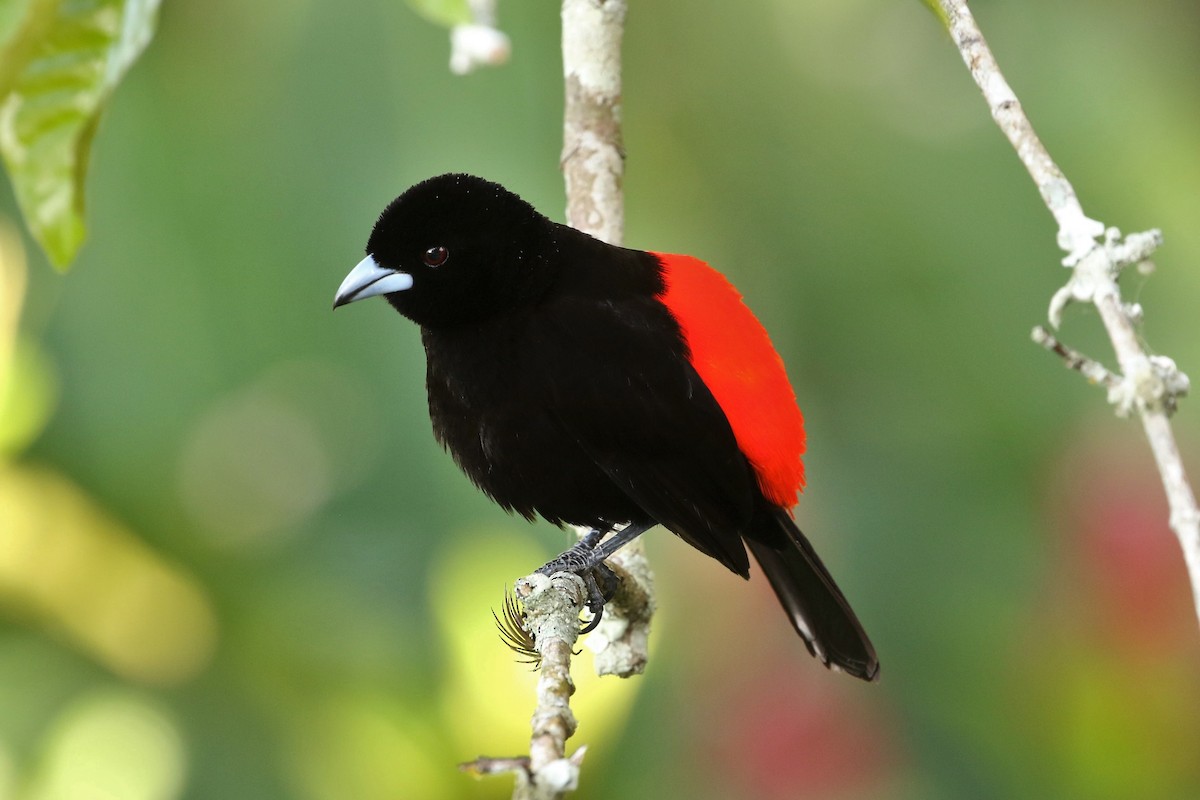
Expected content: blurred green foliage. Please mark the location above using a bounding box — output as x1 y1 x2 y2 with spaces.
406 0 470 29
1 0 1199 798
0 0 162 269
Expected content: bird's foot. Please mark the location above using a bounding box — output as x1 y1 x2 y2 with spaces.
534 521 654 634
535 529 620 634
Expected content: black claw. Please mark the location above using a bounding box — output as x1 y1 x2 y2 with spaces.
577 567 610 634
594 562 619 602
579 605 604 634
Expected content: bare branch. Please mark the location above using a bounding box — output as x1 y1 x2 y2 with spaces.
938 0 1103 264
461 574 589 798
936 0 1200 628
559 0 654 678
515 572 586 800
494 6 655 796
586 538 655 677
1030 325 1120 390
561 0 626 246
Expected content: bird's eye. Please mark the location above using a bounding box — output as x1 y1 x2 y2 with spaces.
423 246 449 267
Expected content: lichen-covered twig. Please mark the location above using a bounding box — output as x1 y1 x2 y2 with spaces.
585 538 654 678
1030 325 1119 390
558 0 654 678
937 0 1103 265
464 573 588 799
561 0 626 246
937 0 1200 627
518 573 588 798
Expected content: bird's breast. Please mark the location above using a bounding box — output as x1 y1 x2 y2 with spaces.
419 317 630 525
418 303 674 527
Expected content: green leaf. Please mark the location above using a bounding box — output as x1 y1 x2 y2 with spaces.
406 0 471 29
0 0 162 270
921 0 949 27
0 0 61 99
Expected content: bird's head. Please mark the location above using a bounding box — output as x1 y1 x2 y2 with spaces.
333 173 553 328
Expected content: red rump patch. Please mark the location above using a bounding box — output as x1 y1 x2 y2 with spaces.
654 253 806 508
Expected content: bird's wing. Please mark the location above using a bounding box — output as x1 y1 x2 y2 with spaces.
654 252 806 508
529 295 756 576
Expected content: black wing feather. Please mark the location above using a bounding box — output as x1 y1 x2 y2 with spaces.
532 293 757 576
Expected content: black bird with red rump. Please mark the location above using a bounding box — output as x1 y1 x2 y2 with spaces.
334 173 879 681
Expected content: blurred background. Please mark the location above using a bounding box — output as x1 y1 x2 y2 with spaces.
2 0 1200 797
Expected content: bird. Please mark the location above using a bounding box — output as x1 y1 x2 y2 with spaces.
333 173 879 681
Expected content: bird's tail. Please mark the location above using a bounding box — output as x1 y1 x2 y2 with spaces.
744 505 879 681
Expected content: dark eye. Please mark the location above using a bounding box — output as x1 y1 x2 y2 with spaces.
423 246 449 267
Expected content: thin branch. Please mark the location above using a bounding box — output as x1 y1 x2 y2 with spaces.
495 4 652 796
937 0 1200 627
559 1 654 678
938 0 1103 265
461 573 591 799
585 537 654 678
517 572 588 799
561 0 626 246
1031 325 1120 390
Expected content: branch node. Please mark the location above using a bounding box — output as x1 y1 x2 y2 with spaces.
449 0 511 75
939 0 1200 636
533 754 583 794
1047 227 1163 328
1146 355 1191 416
1098 226 1164 274
1033 326 1189 418
1056 208 1106 267
1100 348 1189 419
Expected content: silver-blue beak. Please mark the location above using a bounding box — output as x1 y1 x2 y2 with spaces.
333 255 414 308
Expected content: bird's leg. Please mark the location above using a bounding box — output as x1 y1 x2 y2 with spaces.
588 521 653 562
536 527 606 575
535 522 654 633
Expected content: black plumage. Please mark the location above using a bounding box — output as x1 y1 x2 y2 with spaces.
335 173 879 680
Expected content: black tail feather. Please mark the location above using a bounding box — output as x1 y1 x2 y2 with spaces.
745 507 879 681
